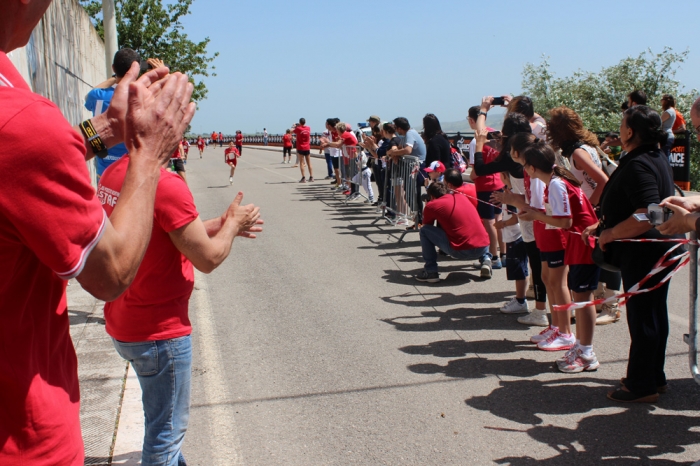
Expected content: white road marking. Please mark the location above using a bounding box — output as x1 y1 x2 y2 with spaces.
192 270 243 465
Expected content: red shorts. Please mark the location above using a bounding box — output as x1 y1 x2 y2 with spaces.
226 158 237 166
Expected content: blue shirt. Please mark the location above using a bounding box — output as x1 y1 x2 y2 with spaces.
85 86 127 176
403 128 426 162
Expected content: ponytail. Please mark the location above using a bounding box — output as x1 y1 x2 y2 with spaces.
522 140 582 188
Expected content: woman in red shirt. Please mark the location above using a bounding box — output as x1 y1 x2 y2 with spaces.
282 129 293 164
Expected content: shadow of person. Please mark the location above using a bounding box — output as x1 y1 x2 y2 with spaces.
409 356 554 380
382 290 514 308
493 408 700 465
400 338 536 357
383 306 523 333
466 378 616 425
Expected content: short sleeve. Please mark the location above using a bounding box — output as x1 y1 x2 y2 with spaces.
548 178 571 218
0 98 106 279
84 90 96 112
468 139 476 164
154 173 199 233
529 177 546 210
405 131 416 148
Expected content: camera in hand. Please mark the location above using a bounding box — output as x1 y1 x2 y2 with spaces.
492 97 505 106
633 203 673 225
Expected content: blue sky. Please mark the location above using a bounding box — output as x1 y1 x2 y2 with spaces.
180 0 699 135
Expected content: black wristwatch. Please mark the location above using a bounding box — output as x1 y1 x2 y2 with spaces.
478 111 488 118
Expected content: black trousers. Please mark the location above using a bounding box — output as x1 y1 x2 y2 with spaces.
524 240 547 303
620 249 674 395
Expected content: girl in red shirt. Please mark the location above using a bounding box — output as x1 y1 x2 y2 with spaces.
518 140 601 372
282 129 293 164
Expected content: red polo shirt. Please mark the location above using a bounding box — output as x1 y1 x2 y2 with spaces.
423 193 489 250
98 156 198 342
0 52 107 465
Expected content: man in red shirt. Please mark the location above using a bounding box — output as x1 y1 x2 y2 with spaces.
416 182 492 283
0 3 196 464
98 155 262 465
235 130 243 155
211 131 218 146
225 141 241 184
293 118 314 182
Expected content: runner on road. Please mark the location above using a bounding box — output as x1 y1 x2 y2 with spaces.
225 141 241 184
293 118 313 183
235 130 243 155
197 136 205 158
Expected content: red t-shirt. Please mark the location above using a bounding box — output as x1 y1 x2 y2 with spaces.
98 156 199 342
423 193 490 250
225 146 240 164
455 183 479 208
293 125 311 151
340 131 358 158
472 145 505 192
211 132 217 141
197 139 205 148
235 134 243 146
171 144 182 159
545 177 597 265
283 134 292 148
0 52 107 465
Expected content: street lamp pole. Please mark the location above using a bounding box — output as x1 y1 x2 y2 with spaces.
102 0 119 78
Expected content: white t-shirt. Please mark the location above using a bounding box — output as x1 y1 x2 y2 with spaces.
569 144 602 200
501 208 522 244
468 138 476 164
509 176 535 243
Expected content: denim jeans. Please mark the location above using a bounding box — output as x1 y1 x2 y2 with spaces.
113 335 192 466
324 153 334 177
420 224 489 273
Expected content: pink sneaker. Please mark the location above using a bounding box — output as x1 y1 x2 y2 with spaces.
530 326 556 344
537 331 575 351
558 348 600 373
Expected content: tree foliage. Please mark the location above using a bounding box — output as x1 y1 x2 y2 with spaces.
80 0 217 102
522 48 699 188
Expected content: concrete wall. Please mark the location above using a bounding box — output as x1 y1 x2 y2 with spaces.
7 0 106 184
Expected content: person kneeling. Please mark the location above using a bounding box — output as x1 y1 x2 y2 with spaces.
415 182 492 283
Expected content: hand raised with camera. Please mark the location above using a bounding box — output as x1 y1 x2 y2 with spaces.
124 68 196 170
480 96 494 113
657 202 698 235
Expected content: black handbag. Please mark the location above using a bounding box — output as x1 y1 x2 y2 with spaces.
591 224 621 272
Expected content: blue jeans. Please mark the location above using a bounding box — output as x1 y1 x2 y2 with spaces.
420 224 489 273
324 153 334 177
113 335 192 466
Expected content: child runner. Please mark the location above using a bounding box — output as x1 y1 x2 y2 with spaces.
225 141 240 185
518 139 600 369
282 129 293 163
197 136 205 158
495 172 529 314
181 138 190 163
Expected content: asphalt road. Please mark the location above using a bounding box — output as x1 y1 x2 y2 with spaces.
181 146 700 465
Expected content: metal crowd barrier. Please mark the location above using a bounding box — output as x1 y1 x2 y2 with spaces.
372 155 421 242
337 145 368 204
684 231 700 385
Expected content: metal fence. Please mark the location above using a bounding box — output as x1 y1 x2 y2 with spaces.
372 156 421 242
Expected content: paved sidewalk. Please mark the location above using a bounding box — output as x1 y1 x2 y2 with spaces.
67 279 131 465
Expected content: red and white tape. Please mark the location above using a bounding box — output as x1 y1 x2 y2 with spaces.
552 243 689 312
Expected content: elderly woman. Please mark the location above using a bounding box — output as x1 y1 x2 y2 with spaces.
590 105 681 403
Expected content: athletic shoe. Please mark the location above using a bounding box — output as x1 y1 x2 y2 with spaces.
500 298 529 314
343 190 351 195
330 180 337 184
537 331 575 351
281 161 286 164
324 176 333 180
396 218 411 226
491 258 503 270
558 348 600 373
415 270 440 283
518 310 549 327
556 343 578 365
308 177 314 182
371 201 379 206
229 177 233 184
299 177 306 183
596 303 621 325
480 258 492 279
529 325 556 343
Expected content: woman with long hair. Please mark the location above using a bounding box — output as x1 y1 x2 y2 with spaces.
547 106 622 326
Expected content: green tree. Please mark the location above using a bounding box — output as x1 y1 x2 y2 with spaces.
80 0 217 102
521 48 699 188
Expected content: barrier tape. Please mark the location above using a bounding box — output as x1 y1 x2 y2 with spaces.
552 243 689 312
448 188 697 245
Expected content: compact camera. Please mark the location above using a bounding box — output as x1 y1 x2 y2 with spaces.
633 203 673 226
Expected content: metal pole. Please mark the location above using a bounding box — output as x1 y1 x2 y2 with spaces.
102 0 119 79
684 231 700 384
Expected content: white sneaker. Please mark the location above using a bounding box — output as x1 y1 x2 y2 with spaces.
537 331 576 352
480 258 492 279
558 348 600 373
596 302 621 325
500 298 529 314
530 325 556 343
229 177 233 184
556 343 579 365
519 310 549 327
